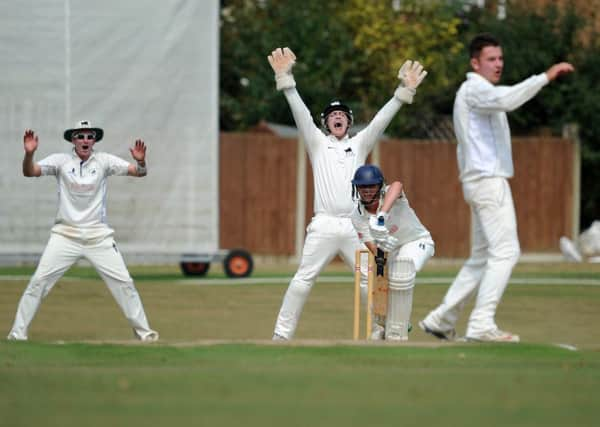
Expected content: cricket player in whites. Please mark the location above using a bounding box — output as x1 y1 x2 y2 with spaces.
267 47 427 340
419 33 574 342
7 121 159 341
351 165 434 340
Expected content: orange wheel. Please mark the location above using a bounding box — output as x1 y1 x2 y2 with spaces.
180 261 210 276
223 249 253 278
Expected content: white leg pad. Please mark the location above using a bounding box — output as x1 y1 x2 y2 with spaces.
385 258 416 340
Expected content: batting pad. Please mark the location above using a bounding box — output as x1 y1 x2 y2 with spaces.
386 258 416 340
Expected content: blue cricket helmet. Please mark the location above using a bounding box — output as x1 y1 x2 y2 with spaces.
352 164 384 187
352 165 385 208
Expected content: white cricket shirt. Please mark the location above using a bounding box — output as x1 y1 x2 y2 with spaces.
351 187 431 246
284 88 404 217
453 72 549 183
38 149 130 232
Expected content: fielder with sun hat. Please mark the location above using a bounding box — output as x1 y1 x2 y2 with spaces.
7 120 159 342
267 47 427 340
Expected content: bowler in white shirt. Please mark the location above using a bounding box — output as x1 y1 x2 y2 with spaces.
420 33 574 343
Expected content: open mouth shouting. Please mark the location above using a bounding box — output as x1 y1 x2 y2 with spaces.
72 132 96 159
326 110 349 138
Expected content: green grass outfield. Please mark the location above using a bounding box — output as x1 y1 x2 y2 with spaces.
1 262 600 427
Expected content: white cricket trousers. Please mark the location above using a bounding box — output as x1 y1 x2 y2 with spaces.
393 237 435 272
424 177 520 337
8 232 156 340
274 214 367 339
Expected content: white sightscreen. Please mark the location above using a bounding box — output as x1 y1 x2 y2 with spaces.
0 0 219 262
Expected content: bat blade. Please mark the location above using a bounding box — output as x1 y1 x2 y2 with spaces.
372 249 388 317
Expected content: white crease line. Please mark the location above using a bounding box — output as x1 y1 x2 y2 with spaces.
173 276 600 286
1 275 599 286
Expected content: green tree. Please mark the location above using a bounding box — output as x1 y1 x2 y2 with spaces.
337 0 464 135
220 0 357 130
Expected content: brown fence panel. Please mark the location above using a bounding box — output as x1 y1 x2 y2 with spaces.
219 132 297 255
512 137 574 252
220 132 575 258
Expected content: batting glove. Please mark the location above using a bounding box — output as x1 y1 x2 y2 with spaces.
394 60 428 104
268 47 297 91
377 235 402 253
369 215 389 241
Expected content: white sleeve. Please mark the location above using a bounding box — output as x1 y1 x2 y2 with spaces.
37 154 68 176
465 74 549 113
102 153 130 176
352 210 374 243
353 96 403 155
282 87 322 153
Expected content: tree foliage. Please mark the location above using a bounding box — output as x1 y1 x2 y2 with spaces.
338 0 464 135
220 0 357 130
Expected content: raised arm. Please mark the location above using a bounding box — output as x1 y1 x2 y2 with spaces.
268 47 321 149
545 62 575 82
22 129 42 177
466 62 574 113
127 139 147 177
355 60 428 153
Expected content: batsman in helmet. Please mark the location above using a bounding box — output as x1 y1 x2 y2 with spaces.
267 47 427 340
351 164 434 341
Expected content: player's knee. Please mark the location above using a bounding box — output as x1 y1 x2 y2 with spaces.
289 277 313 296
389 258 416 290
25 278 49 298
491 239 520 264
508 245 521 264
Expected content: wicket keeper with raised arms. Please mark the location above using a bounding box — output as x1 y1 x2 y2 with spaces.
419 33 574 343
267 47 427 340
351 165 434 341
7 121 159 342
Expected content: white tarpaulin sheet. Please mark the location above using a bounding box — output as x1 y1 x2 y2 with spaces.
0 0 219 262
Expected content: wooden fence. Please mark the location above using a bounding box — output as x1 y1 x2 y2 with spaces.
220 131 578 258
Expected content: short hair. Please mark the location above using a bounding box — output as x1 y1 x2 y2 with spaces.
469 33 501 59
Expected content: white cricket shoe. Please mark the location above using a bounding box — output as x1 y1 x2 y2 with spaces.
139 330 160 342
418 320 456 341
466 329 520 343
560 236 583 262
370 323 385 340
6 332 27 341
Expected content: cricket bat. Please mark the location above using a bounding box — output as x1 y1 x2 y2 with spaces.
372 248 388 318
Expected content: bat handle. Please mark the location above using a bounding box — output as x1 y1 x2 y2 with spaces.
376 248 385 276
376 215 386 275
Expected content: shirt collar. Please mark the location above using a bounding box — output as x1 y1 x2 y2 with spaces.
327 134 350 144
70 147 96 162
466 72 494 86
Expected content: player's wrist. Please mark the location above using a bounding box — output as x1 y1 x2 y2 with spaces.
135 161 147 175
394 86 415 104
275 73 296 91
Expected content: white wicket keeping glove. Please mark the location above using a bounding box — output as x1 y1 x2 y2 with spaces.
369 215 389 241
376 235 402 253
267 47 297 91
394 60 428 104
